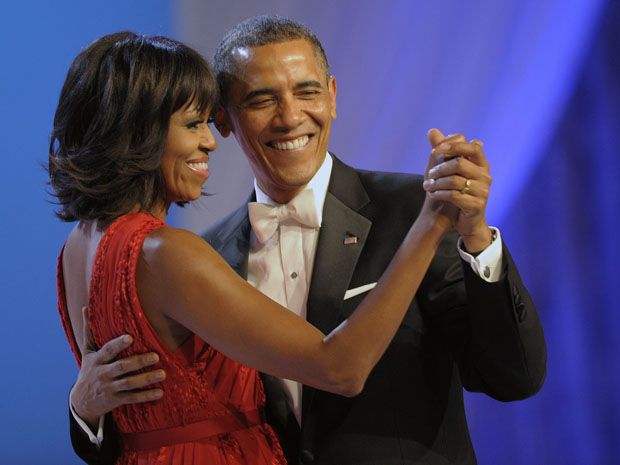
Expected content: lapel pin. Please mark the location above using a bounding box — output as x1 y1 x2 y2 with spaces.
344 233 358 245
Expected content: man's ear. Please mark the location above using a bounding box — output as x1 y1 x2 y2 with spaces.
328 75 337 120
215 106 232 138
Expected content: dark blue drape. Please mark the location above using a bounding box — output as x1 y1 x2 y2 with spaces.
0 1 171 463
467 2 620 463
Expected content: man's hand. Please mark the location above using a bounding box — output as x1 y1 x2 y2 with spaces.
71 307 165 429
424 128 493 253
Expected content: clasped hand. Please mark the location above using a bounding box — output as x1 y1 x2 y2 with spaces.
422 128 493 253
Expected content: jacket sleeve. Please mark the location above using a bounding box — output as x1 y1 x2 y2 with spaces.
419 229 547 401
69 409 121 465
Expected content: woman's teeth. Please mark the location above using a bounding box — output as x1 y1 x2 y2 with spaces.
187 161 208 172
271 135 309 150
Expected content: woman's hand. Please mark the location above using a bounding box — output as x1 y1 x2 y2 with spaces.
421 128 493 253
418 129 461 230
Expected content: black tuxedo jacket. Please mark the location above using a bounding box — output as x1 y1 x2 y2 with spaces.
69 157 546 465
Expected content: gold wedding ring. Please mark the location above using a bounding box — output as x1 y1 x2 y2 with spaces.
461 178 472 194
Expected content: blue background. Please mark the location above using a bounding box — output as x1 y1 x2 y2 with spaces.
1 0 618 463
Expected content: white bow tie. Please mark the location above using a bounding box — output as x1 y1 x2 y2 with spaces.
248 189 321 243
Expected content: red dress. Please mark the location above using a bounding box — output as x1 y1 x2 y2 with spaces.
57 212 286 465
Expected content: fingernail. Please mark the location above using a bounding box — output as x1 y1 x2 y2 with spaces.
147 353 159 363
438 142 450 152
123 335 133 344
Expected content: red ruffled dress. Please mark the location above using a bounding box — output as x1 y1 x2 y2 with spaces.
57 212 286 465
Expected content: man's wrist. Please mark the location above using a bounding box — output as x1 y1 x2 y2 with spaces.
458 227 503 282
69 386 105 447
460 223 494 254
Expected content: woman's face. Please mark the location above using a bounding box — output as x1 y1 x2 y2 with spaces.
160 105 217 204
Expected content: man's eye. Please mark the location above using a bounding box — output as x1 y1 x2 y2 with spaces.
298 90 320 98
247 98 275 108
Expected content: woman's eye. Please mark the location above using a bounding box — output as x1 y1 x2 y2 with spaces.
187 120 205 129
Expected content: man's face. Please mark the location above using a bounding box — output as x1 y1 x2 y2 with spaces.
220 39 337 203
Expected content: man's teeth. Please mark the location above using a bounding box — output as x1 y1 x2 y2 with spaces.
187 161 208 171
271 135 309 150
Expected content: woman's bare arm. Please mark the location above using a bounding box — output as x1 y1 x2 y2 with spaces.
137 201 449 397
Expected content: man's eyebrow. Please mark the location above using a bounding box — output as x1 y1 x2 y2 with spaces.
242 81 324 102
294 80 323 90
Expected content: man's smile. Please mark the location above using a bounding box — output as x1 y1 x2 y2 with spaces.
267 135 311 151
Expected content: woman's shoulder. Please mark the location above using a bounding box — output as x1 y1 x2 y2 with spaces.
142 221 220 271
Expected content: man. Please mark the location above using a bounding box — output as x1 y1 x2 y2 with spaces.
68 16 546 465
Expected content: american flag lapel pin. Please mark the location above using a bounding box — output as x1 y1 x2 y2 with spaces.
344 232 358 245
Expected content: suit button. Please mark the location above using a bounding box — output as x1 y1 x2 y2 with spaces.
512 285 526 321
300 449 315 464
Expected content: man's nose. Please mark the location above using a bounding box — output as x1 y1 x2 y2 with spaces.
273 96 304 129
200 124 217 152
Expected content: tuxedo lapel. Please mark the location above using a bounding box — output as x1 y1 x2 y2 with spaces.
307 156 371 332
303 156 372 418
306 193 371 333
209 200 252 279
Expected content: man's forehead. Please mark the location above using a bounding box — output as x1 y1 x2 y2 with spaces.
230 46 252 62
228 43 322 88
229 40 318 69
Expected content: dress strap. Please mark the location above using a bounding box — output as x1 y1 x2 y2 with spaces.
122 408 264 451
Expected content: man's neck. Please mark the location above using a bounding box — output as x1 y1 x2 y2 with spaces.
254 154 333 216
259 186 305 205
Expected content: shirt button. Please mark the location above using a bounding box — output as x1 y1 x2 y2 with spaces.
483 266 490 278
290 272 298 279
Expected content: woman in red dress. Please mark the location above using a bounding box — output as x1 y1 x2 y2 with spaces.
50 32 452 465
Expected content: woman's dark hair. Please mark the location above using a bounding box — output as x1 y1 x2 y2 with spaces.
49 31 218 222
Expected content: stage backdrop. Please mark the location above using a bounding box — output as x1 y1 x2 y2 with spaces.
0 1 172 463
0 0 618 464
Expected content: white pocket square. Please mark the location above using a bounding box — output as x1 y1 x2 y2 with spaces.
344 283 377 300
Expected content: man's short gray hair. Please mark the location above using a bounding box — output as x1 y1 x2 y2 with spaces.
214 15 330 105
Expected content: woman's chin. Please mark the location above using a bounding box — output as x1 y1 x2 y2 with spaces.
178 191 203 204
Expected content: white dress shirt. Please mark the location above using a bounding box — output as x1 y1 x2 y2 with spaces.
247 154 333 424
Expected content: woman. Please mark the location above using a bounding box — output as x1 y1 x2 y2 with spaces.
51 32 452 464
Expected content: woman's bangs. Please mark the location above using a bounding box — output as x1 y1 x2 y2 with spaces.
171 58 219 115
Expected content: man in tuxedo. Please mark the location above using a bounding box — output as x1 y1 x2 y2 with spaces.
68 15 546 465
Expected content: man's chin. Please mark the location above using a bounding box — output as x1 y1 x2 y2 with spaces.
260 174 315 202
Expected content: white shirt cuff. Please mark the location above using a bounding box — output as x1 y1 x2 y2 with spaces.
69 385 104 447
457 227 503 282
